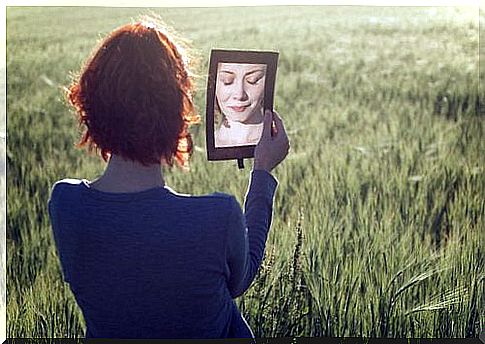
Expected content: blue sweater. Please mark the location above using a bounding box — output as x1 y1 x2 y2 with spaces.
48 169 278 339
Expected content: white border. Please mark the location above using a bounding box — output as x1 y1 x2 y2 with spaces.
3 0 482 7
1 0 6 341
1 1 482 342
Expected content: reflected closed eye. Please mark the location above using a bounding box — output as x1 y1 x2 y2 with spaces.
246 75 264 85
246 79 259 85
220 78 234 85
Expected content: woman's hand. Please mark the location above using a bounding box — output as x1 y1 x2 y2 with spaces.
254 110 290 172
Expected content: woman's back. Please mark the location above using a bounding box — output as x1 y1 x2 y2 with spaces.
49 178 258 338
50 16 289 338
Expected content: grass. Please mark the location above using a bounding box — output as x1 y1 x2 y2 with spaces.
6 5 484 338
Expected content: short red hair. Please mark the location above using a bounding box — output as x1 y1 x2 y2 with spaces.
67 17 200 169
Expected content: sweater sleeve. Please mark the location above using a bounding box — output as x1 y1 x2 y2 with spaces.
48 182 71 283
226 169 278 298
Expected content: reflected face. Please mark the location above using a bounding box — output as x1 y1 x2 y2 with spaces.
216 63 266 124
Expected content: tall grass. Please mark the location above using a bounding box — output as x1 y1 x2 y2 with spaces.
6 6 484 338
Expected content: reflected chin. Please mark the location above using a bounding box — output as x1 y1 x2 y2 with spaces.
224 110 250 123
224 106 263 124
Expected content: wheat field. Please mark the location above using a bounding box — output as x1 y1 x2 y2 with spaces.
6 6 484 338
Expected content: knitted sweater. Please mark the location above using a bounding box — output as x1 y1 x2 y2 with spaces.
48 169 277 338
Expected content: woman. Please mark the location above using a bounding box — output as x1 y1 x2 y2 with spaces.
214 62 267 147
48 17 289 339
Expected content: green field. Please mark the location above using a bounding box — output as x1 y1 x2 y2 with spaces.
6 6 484 338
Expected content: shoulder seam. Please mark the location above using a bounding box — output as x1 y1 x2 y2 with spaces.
173 192 233 201
55 178 84 186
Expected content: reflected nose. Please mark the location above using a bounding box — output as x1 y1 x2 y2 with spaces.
232 79 248 101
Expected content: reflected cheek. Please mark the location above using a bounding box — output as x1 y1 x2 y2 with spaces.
256 84 265 99
216 85 232 103
248 89 263 106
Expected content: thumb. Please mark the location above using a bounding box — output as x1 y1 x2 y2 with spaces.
261 110 273 140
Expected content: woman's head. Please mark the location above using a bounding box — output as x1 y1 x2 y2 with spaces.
215 63 266 125
67 16 199 169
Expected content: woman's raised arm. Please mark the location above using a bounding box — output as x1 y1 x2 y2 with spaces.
226 110 289 298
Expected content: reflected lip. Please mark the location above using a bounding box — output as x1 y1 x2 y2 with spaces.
228 105 249 112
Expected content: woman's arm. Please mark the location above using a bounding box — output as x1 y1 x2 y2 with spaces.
226 110 289 298
226 169 278 298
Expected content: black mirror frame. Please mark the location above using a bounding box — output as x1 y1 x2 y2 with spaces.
206 49 279 161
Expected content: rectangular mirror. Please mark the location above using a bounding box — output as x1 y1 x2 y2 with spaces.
206 49 279 161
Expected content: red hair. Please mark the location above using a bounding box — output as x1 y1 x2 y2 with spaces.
67 17 200 169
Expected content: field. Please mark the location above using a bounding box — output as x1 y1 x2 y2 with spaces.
6 5 484 338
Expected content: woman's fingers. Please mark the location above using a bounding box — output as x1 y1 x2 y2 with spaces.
262 109 283 140
254 109 290 172
261 110 273 140
271 111 289 149
269 110 279 137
